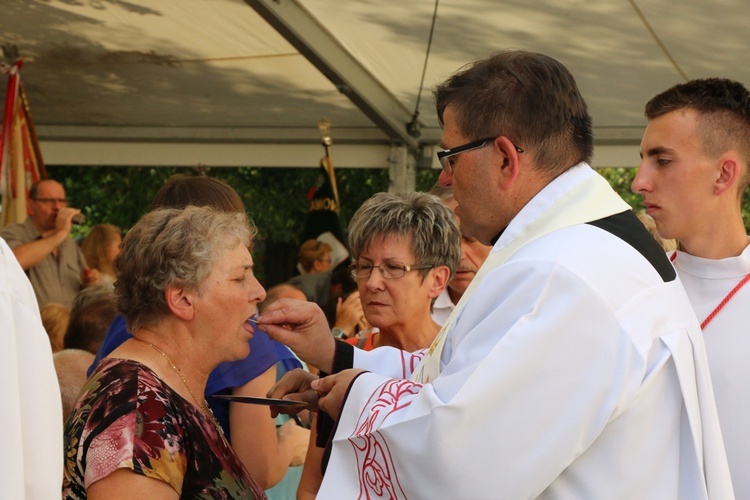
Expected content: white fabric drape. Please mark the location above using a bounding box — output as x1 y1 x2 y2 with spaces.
0 237 63 498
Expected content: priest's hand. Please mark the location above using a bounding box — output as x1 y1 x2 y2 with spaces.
311 369 367 421
256 298 337 373
267 368 320 417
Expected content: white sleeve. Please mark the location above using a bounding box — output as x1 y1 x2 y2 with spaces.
352 345 427 379
0 238 64 499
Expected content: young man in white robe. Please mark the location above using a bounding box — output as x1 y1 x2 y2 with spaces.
258 51 733 499
632 78 750 498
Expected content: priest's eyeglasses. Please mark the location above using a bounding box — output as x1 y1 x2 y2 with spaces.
349 262 433 280
437 137 524 175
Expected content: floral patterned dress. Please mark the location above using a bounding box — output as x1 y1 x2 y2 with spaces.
63 358 266 499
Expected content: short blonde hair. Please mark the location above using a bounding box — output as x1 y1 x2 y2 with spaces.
80 224 121 278
41 303 70 353
298 239 333 272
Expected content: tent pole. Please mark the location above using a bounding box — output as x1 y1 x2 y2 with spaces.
388 144 416 193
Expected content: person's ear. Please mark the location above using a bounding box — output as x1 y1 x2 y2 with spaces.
715 156 741 196
427 266 451 299
165 285 195 321
494 136 523 189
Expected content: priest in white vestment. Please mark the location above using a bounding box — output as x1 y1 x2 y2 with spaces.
259 51 732 499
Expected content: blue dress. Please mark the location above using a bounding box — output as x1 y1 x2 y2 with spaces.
88 314 301 442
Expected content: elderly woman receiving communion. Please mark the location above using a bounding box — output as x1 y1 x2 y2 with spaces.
63 206 267 499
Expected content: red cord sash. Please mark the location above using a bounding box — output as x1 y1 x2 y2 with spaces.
671 252 750 330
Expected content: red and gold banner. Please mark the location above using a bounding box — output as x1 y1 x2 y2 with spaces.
0 59 46 228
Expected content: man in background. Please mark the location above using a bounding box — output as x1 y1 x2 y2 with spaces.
0 179 99 308
429 185 491 325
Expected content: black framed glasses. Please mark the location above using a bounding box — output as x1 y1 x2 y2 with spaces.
31 197 69 206
349 262 433 280
437 137 524 174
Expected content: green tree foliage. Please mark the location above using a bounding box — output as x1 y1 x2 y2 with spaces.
49 165 440 238
597 167 642 210
46 165 440 284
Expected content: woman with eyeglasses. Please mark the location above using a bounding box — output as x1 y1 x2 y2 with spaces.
296 191 461 499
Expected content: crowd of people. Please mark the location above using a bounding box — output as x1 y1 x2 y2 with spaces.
1 48 749 498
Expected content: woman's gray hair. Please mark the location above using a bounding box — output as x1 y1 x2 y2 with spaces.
348 192 461 279
114 205 256 332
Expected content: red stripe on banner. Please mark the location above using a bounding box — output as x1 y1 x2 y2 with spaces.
1 59 46 227
0 61 22 175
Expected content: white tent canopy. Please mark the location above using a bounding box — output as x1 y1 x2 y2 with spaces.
3 0 750 185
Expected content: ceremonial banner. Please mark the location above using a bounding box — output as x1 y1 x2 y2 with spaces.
299 120 348 270
0 59 46 228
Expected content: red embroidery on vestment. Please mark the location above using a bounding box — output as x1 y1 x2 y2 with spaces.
349 379 422 499
401 349 426 378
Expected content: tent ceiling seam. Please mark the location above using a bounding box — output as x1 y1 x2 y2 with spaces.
628 0 688 81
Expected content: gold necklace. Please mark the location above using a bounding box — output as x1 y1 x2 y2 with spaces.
138 339 226 441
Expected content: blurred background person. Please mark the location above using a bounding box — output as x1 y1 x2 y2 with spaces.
53 349 95 423
261 283 309 310
63 205 267 498
69 281 114 318
288 240 335 309
63 297 118 355
64 282 117 355
80 223 122 282
291 265 368 342
636 211 677 252
0 179 100 308
297 239 333 274
40 302 70 353
88 174 304 489
297 191 461 499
